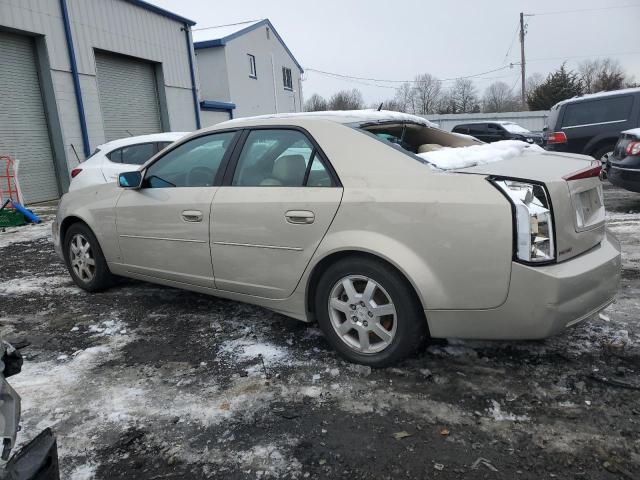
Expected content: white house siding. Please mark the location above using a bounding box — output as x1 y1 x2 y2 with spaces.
0 0 197 201
196 47 231 103
201 110 231 126
222 25 303 118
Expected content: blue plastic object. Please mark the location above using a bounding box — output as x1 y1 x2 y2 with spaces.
11 202 41 224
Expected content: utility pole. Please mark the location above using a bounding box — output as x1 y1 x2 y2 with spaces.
519 12 526 109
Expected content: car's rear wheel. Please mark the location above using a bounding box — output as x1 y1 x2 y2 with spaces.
64 223 115 292
315 257 427 367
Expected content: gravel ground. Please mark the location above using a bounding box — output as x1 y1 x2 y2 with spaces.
0 183 639 479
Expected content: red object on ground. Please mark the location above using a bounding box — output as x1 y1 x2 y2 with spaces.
0 155 21 205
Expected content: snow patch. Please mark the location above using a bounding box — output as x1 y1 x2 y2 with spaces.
418 140 544 170
488 400 529 422
0 275 81 296
0 220 52 249
219 337 289 363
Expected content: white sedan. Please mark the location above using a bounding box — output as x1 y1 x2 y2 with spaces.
69 132 189 191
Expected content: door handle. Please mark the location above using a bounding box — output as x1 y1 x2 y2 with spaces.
285 210 315 224
181 210 203 223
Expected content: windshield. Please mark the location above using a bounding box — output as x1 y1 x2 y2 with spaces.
501 123 530 134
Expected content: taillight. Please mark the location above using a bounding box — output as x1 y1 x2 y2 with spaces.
70 168 82 178
545 131 567 145
562 164 601 181
625 141 640 156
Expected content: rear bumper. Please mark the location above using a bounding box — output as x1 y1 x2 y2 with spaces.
607 164 640 193
426 230 622 339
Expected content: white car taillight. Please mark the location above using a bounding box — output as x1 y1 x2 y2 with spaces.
492 179 555 264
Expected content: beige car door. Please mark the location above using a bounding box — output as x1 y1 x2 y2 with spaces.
211 128 343 299
115 131 239 287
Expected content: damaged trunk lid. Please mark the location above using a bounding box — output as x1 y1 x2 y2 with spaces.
457 151 605 263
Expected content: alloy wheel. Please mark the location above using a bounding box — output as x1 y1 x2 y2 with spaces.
69 233 96 283
328 275 397 354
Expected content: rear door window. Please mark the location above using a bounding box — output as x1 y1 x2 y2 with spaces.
468 124 487 136
120 143 157 165
562 96 633 128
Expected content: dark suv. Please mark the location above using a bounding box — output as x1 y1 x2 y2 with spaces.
452 122 544 145
544 88 640 160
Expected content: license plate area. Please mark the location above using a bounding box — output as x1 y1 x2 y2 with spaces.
574 185 605 231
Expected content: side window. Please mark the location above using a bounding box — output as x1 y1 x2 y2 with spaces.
232 129 334 187
120 143 157 166
282 67 293 90
248 54 257 78
156 141 173 152
562 96 633 127
107 148 122 163
144 132 236 188
468 124 486 135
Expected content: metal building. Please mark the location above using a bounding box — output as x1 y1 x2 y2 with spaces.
0 0 200 203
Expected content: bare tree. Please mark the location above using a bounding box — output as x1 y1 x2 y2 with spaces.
483 81 518 113
394 82 415 113
412 74 442 114
450 78 479 113
304 93 328 112
579 58 628 93
327 89 365 110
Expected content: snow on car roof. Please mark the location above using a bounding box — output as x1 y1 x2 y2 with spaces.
552 87 640 109
622 127 640 137
219 110 437 128
96 132 189 151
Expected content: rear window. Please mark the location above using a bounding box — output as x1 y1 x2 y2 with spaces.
561 95 633 128
452 125 468 134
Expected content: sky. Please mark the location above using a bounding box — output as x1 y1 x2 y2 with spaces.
154 0 640 105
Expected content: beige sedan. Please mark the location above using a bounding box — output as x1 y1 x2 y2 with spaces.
53 111 621 366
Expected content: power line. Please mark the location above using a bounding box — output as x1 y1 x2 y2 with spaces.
305 64 518 85
501 22 520 65
192 19 263 32
527 4 640 16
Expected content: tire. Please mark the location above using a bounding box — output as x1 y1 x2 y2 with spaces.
315 256 427 367
63 222 115 292
592 145 615 163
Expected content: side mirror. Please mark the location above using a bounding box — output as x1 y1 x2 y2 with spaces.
118 171 142 189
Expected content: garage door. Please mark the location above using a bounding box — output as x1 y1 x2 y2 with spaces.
95 52 162 142
0 31 59 204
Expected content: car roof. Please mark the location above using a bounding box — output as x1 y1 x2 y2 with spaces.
213 110 437 129
551 87 640 109
97 132 190 151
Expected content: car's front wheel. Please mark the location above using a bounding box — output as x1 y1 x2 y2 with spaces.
315 257 427 367
64 223 115 292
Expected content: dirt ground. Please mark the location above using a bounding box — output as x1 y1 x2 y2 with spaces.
0 183 639 479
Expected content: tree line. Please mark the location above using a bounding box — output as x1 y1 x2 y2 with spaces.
305 58 637 114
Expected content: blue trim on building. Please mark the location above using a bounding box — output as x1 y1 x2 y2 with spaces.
200 100 236 111
59 0 90 157
200 101 235 120
123 0 195 26
184 25 201 129
193 19 303 73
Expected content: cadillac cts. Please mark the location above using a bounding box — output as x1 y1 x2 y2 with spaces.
53 111 621 367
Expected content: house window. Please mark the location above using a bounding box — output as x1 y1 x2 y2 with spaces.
282 67 293 90
248 54 257 79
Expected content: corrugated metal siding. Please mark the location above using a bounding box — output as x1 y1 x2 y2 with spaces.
66 0 192 88
95 52 161 141
0 31 59 203
423 111 550 132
